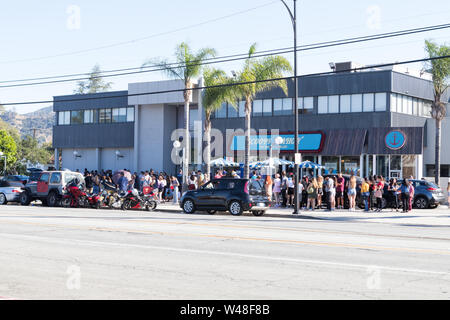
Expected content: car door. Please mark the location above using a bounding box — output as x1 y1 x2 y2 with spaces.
49 172 62 194
36 173 50 196
212 180 235 208
195 181 217 207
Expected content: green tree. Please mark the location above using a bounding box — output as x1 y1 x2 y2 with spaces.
144 42 216 189
424 40 450 184
202 68 236 179
74 64 112 94
231 44 292 178
0 129 18 174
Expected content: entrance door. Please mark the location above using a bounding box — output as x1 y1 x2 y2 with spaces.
389 155 402 179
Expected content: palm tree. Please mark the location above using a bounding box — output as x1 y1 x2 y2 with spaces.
143 43 216 190
424 40 450 185
232 44 292 178
202 68 236 180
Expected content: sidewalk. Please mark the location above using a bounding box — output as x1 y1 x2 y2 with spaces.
157 202 450 227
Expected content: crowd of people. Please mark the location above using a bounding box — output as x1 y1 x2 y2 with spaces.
76 168 182 203
75 167 448 213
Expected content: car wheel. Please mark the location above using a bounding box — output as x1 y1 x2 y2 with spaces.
0 193 7 205
47 191 58 207
41 198 48 206
182 199 195 214
415 196 429 209
252 210 264 216
207 210 216 215
19 192 31 206
229 201 243 216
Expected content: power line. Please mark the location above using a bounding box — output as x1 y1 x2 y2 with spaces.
0 0 279 65
1 55 448 106
0 22 449 88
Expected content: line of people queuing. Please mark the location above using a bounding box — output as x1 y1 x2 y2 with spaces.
257 171 417 213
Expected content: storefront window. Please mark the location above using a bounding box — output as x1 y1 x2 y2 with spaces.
322 156 339 175
402 155 416 179
341 156 360 175
377 155 389 178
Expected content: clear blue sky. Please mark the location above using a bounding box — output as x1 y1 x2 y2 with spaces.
0 0 449 113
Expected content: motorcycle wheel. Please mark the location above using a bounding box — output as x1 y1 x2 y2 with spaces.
121 199 131 211
62 197 71 208
146 201 157 212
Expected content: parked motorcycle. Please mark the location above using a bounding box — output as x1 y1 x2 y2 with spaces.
121 189 157 211
61 179 89 208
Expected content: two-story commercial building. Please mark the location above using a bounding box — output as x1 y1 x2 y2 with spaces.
52 62 449 180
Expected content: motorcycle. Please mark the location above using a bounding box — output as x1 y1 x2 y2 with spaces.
62 179 89 208
121 189 157 211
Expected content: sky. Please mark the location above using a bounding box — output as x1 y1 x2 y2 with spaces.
0 0 449 114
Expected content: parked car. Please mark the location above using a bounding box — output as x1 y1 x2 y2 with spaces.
396 179 446 209
0 180 24 205
20 171 85 207
1 175 29 185
180 178 270 216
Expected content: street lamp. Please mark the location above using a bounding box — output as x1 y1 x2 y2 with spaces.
173 140 186 191
280 0 300 214
0 151 6 175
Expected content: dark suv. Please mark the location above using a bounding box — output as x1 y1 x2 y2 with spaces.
180 178 270 216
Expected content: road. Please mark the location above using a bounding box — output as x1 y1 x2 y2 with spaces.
0 204 449 299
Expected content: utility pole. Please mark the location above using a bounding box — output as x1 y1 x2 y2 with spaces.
281 0 300 214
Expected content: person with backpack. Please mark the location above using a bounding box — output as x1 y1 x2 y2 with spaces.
306 178 318 211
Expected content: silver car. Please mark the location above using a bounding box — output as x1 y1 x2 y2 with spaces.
0 180 24 205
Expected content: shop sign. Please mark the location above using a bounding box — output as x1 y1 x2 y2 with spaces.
385 130 406 150
231 132 324 152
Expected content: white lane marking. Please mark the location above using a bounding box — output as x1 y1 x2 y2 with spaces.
0 232 449 277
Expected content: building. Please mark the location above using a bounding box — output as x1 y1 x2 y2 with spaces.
53 62 449 181
53 79 204 173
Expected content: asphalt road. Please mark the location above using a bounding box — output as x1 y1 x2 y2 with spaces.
0 204 449 299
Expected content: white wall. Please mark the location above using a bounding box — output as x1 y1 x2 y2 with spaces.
137 104 165 172
61 148 134 172
423 117 450 169
61 148 97 171
101 148 134 172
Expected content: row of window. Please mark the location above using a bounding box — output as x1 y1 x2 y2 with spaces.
214 97 314 119
212 92 434 118
390 93 432 117
58 107 135 125
317 93 387 114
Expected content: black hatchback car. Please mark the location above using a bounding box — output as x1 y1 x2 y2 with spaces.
180 178 271 216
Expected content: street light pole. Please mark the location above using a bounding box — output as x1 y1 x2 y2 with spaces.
281 0 299 214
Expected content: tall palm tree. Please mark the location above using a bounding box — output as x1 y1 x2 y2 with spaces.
202 68 236 180
143 43 216 190
232 44 292 178
424 40 450 185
